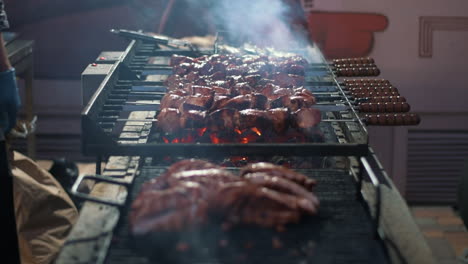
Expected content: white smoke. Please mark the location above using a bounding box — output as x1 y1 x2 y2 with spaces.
183 0 320 62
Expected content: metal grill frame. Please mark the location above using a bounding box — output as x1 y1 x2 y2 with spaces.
69 148 389 264
81 39 369 160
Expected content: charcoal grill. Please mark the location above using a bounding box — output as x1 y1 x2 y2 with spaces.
81 39 372 162
104 164 388 264
56 34 431 264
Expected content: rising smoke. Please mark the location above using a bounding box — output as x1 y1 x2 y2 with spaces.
184 0 320 62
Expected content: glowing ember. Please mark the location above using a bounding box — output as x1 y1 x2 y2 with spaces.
162 137 170 143
240 137 249 144
197 127 207 137
251 127 262 136
181 134 195 143
230 156 249 164
210 133 220 144
234 128 242 135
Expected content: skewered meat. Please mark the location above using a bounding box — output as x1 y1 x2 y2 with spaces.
157 108 181 133
267 108 290 134
130 160 319 235
238 109 270 131
218 95 252 111
208 108 241 132
188 85 213 96
157 53 321 139
179 94 214 112
292 108 322 130
179 110 206 129
160 94 186 109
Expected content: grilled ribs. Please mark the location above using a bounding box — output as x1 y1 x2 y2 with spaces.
129 160 319 235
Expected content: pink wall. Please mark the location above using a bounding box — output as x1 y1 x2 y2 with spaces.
312 0 468 195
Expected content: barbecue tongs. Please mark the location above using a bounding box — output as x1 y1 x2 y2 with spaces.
110 29 197 51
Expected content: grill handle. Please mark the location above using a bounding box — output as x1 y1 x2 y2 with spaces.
71 174 131 207
359 102 411 113
364 113 421 126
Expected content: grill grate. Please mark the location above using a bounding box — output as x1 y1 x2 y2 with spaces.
105 166 389 264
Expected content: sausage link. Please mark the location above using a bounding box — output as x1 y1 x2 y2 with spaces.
352 91 400 98
349 86 399 94
358 96 407 103
359 102 411 113
364 113 421 126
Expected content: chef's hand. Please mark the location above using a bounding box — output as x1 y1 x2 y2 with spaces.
0 68 21 134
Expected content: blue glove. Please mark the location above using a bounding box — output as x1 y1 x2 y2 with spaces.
0 68 21 134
